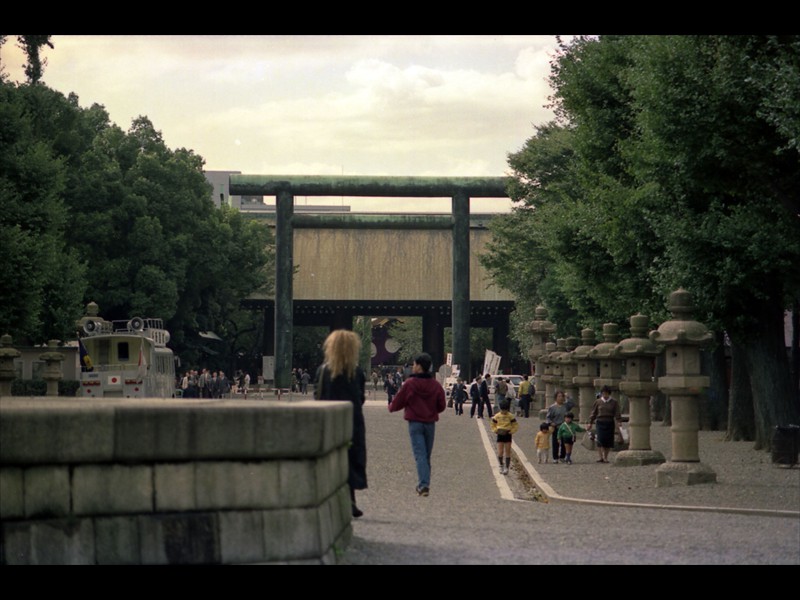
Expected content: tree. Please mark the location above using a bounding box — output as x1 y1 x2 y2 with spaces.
16 35 53 84
620 36 800 446
0 80 87 344
485 35 800 446
0 77 275 369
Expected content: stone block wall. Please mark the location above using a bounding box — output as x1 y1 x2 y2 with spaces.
0 397 353 564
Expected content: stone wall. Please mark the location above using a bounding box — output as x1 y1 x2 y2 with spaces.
0 397 353 564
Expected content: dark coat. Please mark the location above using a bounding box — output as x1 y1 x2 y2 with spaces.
480 379 490 401
315 365 367 490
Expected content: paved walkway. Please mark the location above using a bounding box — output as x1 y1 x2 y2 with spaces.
335 393 799 565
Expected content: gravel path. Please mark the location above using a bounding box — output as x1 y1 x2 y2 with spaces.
338 396 800 565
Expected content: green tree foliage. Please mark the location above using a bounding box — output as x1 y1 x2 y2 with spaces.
483 35 800 446
0 77 274 368
387 318 501 376
0 82 87 343
15 35 53 84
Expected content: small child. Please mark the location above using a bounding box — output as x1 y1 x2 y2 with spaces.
490 399 519 474
556 412 586 465
535 422 551 464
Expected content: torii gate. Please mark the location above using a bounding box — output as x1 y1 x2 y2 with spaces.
229 174 510 389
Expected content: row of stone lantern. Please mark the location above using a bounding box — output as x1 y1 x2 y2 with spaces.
0 335 65 397
525 288 716 486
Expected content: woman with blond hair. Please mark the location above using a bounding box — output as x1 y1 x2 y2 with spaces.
314 329 368 518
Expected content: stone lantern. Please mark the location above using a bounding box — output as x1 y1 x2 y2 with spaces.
590 323 625 452
614 314 665 466
571 328 598 423
39 340 65 397
650 289 715 486
525 306 556 412
540 341 558 413
559 336 580 411
0 334 21 397
548 338 568 395
589 323 624 407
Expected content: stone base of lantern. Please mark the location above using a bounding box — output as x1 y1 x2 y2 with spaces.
655 461 717 487
614 449 666 467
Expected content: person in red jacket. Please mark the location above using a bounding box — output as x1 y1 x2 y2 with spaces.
388 352 447 497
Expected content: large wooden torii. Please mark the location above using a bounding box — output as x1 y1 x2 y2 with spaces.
229 174 510 389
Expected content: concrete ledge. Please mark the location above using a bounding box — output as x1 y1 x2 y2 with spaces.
0 398 352 464
0 396 354 564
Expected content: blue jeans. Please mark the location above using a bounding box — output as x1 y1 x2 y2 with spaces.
408 421 436 489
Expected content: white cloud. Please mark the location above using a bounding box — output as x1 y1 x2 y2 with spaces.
3 35 562 204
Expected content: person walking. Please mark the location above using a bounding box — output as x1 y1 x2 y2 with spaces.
384 372 398 405
494 376 508 414
300 369 310 395
218 371 231 399
469 375 483 418
480 374 493 418
587 385 622 463
388 352 446 497
314 330 368 517
535 422 551 464
545 390 575 463
517 375 533 418
556 412 586 464
490 399 519 474
452 378 467 416
371 370 380 392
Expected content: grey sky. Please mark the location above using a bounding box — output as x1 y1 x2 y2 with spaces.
3 35 568 212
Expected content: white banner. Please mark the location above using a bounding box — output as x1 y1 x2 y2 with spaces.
262 356 275 381
482 350 501 377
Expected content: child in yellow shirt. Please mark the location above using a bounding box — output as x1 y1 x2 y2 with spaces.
535 421 551 464
490 399 519 474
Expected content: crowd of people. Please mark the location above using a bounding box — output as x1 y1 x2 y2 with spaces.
178 368 250 398
178 346 623 519
448 376 623 471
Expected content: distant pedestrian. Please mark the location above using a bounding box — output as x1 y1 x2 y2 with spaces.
480 374 493 418
588 385 621 463
535 422 551 464
452 378 467 416
238 371 250 398
545 390 574 463
490 399 519 475
218 371 231 399
314 330 368 518
384 373 398 405
388 352 446 497
494 376 508 413
300 369 310 394
517 375 533 418
556 412 585 465
372 370 380 392
469 375 483 418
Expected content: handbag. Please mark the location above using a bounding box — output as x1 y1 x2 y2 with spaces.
581 431 596 451
447 398 454 408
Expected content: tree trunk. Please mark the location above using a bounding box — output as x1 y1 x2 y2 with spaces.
727 338 755 442
734 298 799 451
652 352 669 424
792 299 799 407
701 332 729 430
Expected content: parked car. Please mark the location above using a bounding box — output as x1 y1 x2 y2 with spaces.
490 374 525 397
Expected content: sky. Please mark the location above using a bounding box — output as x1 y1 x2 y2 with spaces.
2 35 570 213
